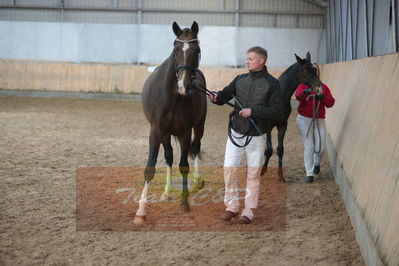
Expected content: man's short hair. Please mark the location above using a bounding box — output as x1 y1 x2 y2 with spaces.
247 46 268 61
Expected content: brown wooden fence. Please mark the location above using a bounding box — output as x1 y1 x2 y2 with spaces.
0 59 284 93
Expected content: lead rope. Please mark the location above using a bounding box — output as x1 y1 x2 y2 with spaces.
191 83 273 149
227 111 252 147
305 88 322 154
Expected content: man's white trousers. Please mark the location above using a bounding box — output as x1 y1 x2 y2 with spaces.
223 129 266 220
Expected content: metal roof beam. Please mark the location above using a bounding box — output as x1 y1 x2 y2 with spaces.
304 0 329 7
0 5 325 15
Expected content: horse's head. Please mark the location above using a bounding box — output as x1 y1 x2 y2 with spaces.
172 21 201 95
295 52 321 89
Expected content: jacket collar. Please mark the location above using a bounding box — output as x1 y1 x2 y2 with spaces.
249 66 268 78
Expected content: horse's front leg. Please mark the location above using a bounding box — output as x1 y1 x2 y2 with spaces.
134 128 162 225
178 131 191 212
277 122 287 183
261 130 273 176
191 118 205 191
160 134 174 201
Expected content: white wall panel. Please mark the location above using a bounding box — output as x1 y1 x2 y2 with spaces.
236 27 323 67
0 21 325 67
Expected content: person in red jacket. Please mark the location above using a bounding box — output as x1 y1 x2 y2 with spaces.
295 83 335 183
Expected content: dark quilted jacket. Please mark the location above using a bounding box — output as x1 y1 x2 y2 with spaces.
215 66 284 136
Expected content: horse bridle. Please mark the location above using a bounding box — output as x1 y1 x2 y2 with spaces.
302 62 322 90
174 38 201 78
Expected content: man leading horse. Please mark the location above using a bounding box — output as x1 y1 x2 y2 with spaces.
208 46 284 224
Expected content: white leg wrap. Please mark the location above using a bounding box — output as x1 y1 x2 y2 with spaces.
161 166 172 201
194 156 200 178
135 181 150 216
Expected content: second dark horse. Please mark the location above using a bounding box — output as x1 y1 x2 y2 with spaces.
262 52 321 183
134 21 207 225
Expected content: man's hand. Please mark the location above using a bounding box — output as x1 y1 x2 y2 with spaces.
239 108 252 118
208 92 218 103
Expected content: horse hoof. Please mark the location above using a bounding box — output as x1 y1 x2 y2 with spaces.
193 179 205 190
133 216 146 225
178 204 190 213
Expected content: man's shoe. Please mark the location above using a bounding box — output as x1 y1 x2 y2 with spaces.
220 211 238 221
305 176 314 183
314 165 320 175
238 215 251 224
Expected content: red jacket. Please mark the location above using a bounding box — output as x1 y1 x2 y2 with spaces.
295 83 335 119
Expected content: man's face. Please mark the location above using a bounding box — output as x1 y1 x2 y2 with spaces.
246 52 265 72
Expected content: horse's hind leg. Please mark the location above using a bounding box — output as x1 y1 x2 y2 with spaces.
190 120 205 190
178 131 191 212
261 131 273 176
134 128 161 225
277 122 287 183
160 134 174 201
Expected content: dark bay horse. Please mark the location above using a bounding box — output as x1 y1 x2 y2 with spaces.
134 21 207 225
261 52 321 183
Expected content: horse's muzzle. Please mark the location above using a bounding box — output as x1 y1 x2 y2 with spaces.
177 82 193 96
312 82 322 88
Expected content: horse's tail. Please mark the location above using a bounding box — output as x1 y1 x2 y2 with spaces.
188 140 202 160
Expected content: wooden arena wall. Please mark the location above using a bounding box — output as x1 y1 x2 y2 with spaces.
320 53 399 266
0 59 284 93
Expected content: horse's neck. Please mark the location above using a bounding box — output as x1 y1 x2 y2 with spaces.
167 55 179 93
157 54 179 104
279 63 300 102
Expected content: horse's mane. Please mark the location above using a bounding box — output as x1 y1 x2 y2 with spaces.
278 62 300 102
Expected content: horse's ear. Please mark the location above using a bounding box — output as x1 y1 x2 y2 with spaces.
173 22 182 36
306 52 311 62
191 21 199 35
295 53 303 64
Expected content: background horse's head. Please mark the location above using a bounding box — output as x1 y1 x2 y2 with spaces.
295 52 321 89
172 21 201 95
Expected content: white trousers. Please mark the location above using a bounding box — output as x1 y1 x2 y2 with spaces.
296 114 326 176
223 129 266 220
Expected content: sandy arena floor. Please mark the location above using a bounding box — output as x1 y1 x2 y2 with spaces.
0 96 363 265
